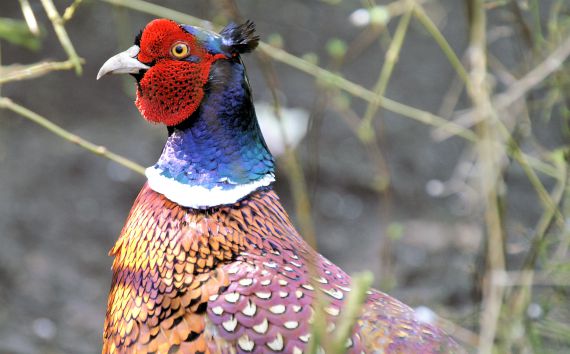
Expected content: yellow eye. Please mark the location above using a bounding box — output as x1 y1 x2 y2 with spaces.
170 42 190 58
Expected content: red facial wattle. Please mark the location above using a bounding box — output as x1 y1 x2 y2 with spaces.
134 19 225 126
135 60 213 126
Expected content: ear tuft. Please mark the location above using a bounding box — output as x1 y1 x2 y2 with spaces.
220 20 259 54
134 29 143 46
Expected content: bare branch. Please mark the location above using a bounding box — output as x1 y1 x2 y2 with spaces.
435 34 570 140
0 97 146 176
40 0 83 75
0 60 83 84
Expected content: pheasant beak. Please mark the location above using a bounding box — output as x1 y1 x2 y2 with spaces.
97 45 150 80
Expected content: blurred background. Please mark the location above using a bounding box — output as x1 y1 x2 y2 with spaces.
0 0 569 353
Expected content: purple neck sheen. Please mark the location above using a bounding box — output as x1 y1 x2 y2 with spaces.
145 58 275 206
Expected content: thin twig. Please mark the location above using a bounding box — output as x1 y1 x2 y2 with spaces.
40 0 83 75
509 142 565 225
0 97 146 175
554 152 570 259
413 0 565 223
18 0 40 35
100 0 211 28
349 8 413 278
436 316 480 348
0 60 82 84
413 3 470 84
467 1 506 353
330 272 373 354
435 34 570 139
62 0 84 22
260 42 478 141
503 153 567 334
358 5 413 142
408 2 567 219
409 1 564 231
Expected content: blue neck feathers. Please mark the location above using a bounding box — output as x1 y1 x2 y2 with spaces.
145 59 275 208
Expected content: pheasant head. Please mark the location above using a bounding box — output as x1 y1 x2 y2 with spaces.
98 18 259 126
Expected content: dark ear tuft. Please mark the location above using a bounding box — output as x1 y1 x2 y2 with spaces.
134 29 143 46
220 20 259 54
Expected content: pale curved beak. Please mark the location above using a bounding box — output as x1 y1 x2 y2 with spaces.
97 45 150 80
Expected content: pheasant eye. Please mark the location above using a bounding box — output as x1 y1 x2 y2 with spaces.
170 42 190 59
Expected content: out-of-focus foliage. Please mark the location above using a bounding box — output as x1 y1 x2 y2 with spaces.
0 17 40 50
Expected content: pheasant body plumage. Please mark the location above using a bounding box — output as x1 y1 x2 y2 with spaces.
98 18 464 353
105 185 459 353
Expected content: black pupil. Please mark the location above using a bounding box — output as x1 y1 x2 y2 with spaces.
175 45 184 54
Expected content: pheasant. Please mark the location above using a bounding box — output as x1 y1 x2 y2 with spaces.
97 19 464 354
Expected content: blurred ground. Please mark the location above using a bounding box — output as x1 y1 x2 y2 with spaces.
0 1 567 353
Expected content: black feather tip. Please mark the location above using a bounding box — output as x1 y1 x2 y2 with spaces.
220 20 260 54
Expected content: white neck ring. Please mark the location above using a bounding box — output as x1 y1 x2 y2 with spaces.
145 167 275 209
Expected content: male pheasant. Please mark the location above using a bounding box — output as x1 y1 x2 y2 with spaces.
97 19 463 354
